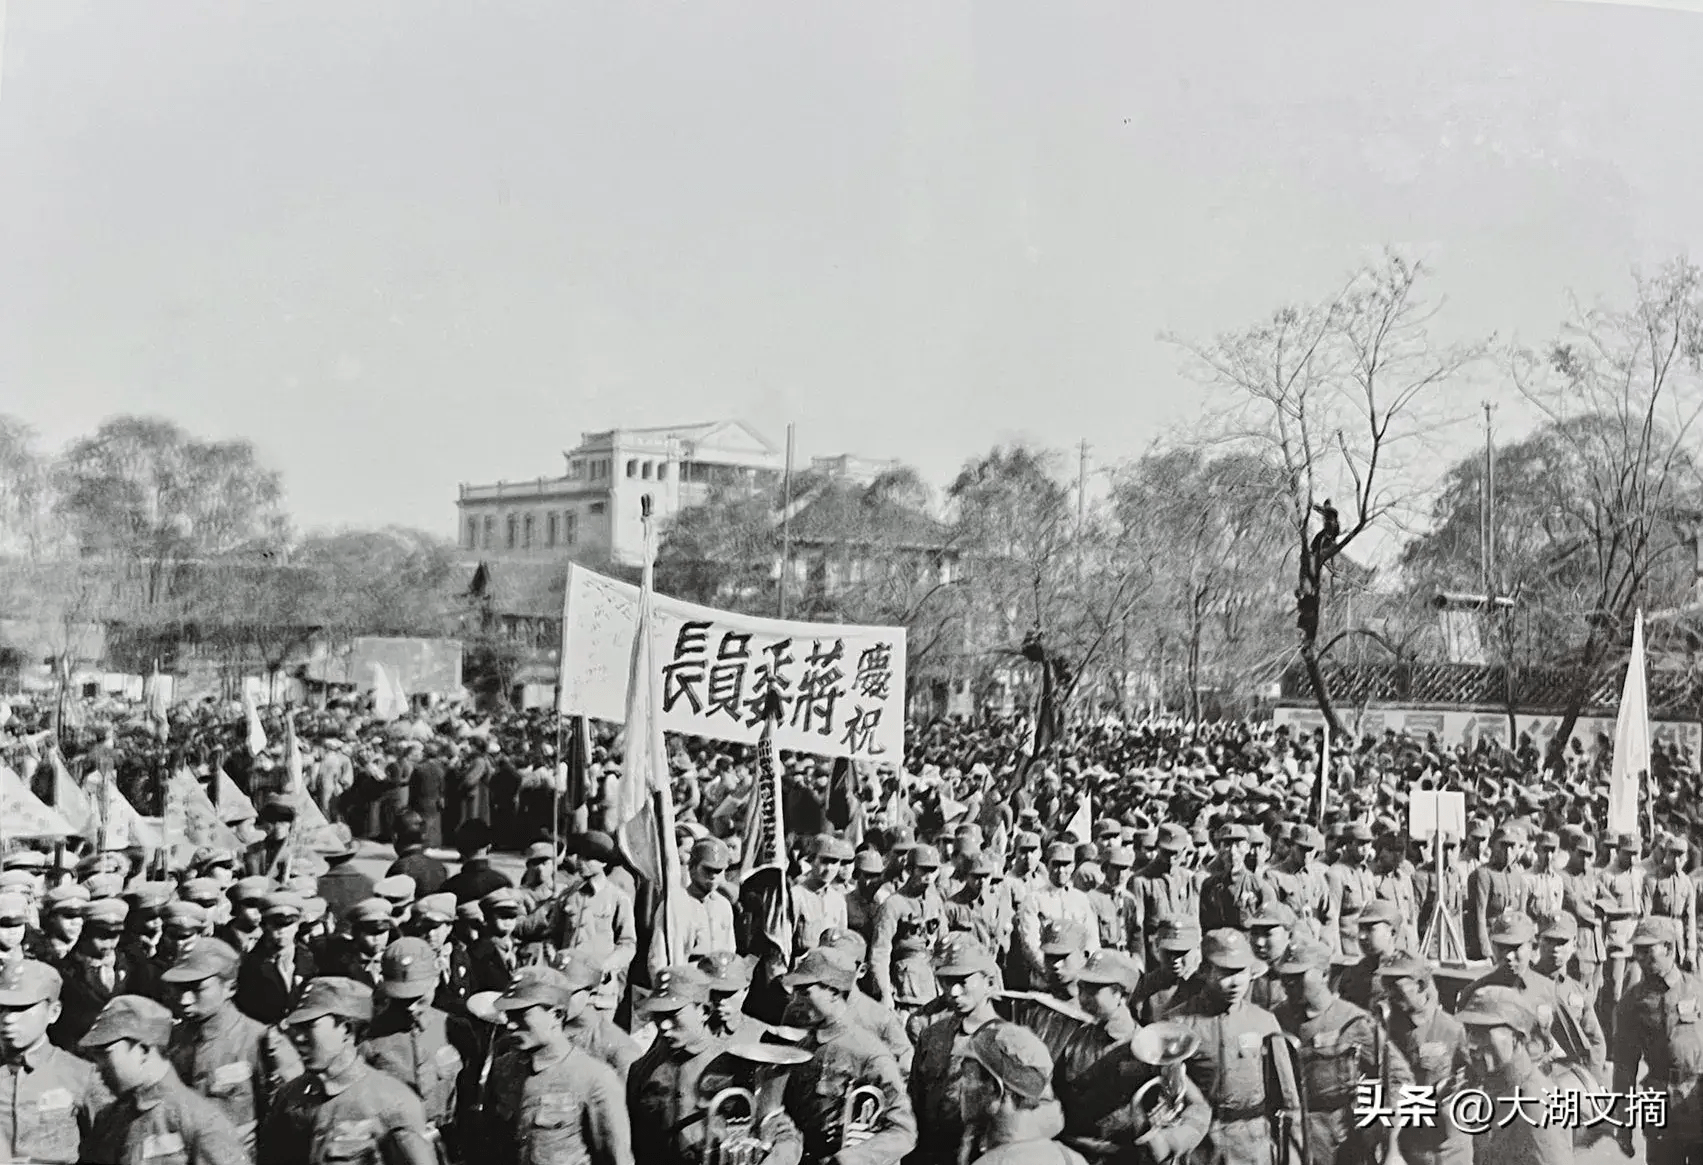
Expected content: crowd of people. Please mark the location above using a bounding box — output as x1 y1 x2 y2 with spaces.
1 693 1701 1165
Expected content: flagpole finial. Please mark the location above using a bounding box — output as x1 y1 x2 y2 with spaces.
761 689 784 725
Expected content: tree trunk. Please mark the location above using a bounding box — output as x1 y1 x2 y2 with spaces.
1299 632 1345 737
1549 625 1613 771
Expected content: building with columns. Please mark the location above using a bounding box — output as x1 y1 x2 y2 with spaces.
454 420 783 568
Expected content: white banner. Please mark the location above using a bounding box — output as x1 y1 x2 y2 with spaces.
559 564 905 761
1272 702 1703 761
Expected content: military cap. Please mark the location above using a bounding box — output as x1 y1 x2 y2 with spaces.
780 948 858 994
1467 819 1491 839
0 870 35 894
378 937 439 999
1215 823 1249 844
693 951 755 990
84 872 124 899
230 877 272 905
524 841 556 863
180 878 223 908
1535 831 1560 850
818 927 868 959
1202 929 1257 970
1357 901 1401 928
967 853 999 878
160 939 241 984
908 845 942 870
84 898 129 930
1014 831 1042 852
571 830 621 865
374 875 416 906
934 938 1000 980
80 995 175 1051
124 883 175 914
965 1021 1055 1101
480 888 523 916
1 849 46 872
1666 834 1690 854
1373 952 1434 983
413 893 457 925
313 824 359 861
1489 912 1538 946
0 893 30 926
1574 834 1598 856
1043 842 1075 864
1290 826 1324 850
1342 823 1373 843
1634 916 1681 947
1094 818 1121 839
553 954 606 992
1074 844 1099 865
1189 827 1210 846
261 892 306 920
1040 919 1092 954
689 837 732 869
853 850 885 874
302 898 329 925
0 958 62 1006
1105 844 1135 869
493 965 578 1013
347 898 396 928
1617 834 1642 852
1076 951 1141 991
1248 901 1299 930
640 965 714 1014
1156 825 1192 853
815 836 855 862
195 848 237 871
45 882 90 914
1155 919 1204 952
1273 938 1334 975
284 977 374 1026
162 901 208 932
1455 986 1540 1035
1540 914 1579 941
257 796 297 824
1492 823 1529 845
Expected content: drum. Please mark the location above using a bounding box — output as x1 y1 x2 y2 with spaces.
1548 1059 1613 1150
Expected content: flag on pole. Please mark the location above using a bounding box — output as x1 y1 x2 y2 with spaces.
738 694 796 974
145 667 170 743
48 747 94 837
244 689 267 755
1608 609 1650 840
825 757 866 848
610 503 687 976
1065 791 1092 841
281 711 308 879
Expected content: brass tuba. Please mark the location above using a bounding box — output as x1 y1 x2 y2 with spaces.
840 1084 887 1150
1128 1022 1200 1130
704 1043 813 1165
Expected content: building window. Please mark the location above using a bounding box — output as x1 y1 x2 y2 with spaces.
589 502 606 515
626 459 638 478
506 515 518 549
546 513 558 547
482 516 495 548
465 519 477 549
657 463 668 482
523 513 535 549
564 511 578 545
641 461 653 480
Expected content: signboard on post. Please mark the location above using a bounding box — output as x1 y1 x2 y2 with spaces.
558 564 906 761
1409 789 1466 841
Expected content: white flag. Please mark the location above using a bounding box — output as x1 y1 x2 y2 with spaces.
243 689 268 755
1065 792 1092 842
1608 609 1649 839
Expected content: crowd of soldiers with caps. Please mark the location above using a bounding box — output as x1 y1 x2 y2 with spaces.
5 708 1703 1165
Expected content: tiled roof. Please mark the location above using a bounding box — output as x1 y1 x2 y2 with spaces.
463 561 568 620
1280 660 1703 719
785 483 953 551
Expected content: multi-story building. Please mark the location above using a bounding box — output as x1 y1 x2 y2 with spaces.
454 420 783 568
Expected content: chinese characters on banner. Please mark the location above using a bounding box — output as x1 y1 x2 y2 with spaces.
558 564 906 761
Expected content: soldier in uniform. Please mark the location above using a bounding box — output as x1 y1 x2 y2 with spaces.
1247 903 1298 1012
1271 938 1413 1165
1003 920 1093 1063
319 897 396 988
1162 929 1283 1165
869 847 949 1011
844 851 887 943
1648 834 1698 971
1526 832 1568 926
1268 826 1332 947
780 948 917 1165
1375 954 1472 1165
1531 914 1606 1068
1133 920 1204 1024
1466 824 1530 962
911 938 1002 1165
217 878 270 959
79 994 250 1165
791 929 913 1073
793 836 852 957
482 965 634 1165
626 965 737 1165
1200 824 1267 933
235 892 319 1027
25 882 88 967
957 1022 1090 1165
1462 912 1560 1028
260 977 438 1165
515 846 638 1010
1368 835 1419 953
163 939 303 1154
946 853 1015 958
1333 899 1403 1013
1558 834 1606 1011
1324 823 1377 962
1599 834 1647 1035
1611 916 1703 1165
678 838 738 959
358 937 464 1138
0 959 106 1164
1131 827 1202 969
1455 988 1574 1165
53 895 157 1048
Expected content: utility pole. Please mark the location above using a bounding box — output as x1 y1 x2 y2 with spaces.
1483 402 1496 601
1077 440 1089 528
779 423 795 620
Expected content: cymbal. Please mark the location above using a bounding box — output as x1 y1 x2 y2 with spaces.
729 1042 815 1066
763 1024 811 1043
465 991 502 1024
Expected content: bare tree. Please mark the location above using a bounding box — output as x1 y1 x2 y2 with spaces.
1168 251 1487 734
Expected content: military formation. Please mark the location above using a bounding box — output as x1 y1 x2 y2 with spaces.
5 748 1703 1165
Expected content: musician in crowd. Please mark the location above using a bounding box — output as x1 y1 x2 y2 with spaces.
957 1022 1089 1165
790 928 913 1074
1132 920 1203 1024
1003 920 1093 1064
780 948 917 1165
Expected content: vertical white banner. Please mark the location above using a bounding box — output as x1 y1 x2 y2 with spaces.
1608 610 1649 838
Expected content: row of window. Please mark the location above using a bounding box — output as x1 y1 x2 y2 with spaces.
466 503 606 551
570 458 670 481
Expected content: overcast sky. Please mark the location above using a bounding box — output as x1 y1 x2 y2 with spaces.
2 0 1700 535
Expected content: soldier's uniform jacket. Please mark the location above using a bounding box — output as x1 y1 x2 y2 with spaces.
785 989 915 1076
1611 962 1703 1130
910 1013 990 1163
358 1003 465 1128
1058 1025 1212 1162
82 1064 250 1165
1200 867 1269 934
678 888 738 961
52 946 158 1048
258 1054 435 1165
1370 867 1420 951
1083 888 1125 953
168 1002 303 1149
1541 967 1607 1066
1163 994 1284 1165
1133 969 1205 1026
869 889 948 1004
1472 1063 1575 1165
1461 966 1560 1034
517 878 638 979
1560 869 1607 970
1274 993 1414 1165
486 1044 635 1165
626 1030 737 1165
792 884 850 958
946 883 1014 957
1265 866 1329 946
1386 1006 1473 1165
1466 863 1529 962
0 1036 107 1164
1132 866 1203 957
1412 863 1465 944
1334 953 1399 1015
22 928 77 968
782 1017 916 1165
1648 870 1699 966
1599 864 1646 957
1000 993 1089 1066
1525 867 1566 926
1325 861 1377 960
564 1009 643 1076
